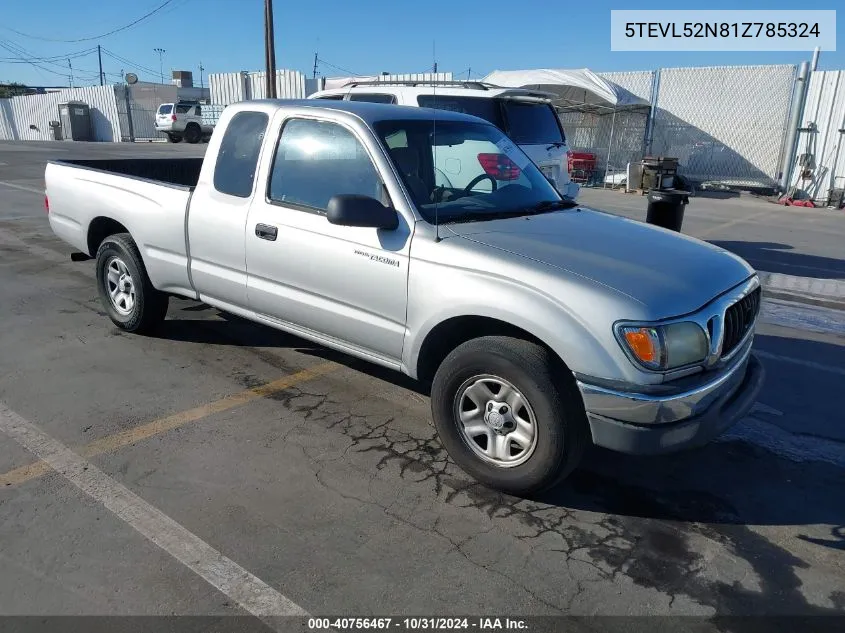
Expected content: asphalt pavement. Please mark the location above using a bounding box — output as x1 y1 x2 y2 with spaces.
1 142 844 630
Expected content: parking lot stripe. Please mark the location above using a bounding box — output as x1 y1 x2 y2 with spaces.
0 362 337 488
755 350 845 377
0 401 309 622
0 180 43 194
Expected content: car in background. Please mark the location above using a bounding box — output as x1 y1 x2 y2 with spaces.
154 101 214 144
308 80 579 199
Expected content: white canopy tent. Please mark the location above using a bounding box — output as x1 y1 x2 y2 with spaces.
483 68 649 111
482 68 652 185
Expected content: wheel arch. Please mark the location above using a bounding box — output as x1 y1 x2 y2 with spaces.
87 216 130 257
414 315 568 385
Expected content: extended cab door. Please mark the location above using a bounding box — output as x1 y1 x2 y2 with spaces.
187 109 271 311
245 113 413 366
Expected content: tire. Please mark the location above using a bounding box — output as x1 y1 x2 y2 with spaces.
166 133 182 143
431 336 588 495
95 233 169 334
183 123 201 144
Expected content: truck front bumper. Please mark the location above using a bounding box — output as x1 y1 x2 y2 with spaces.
576 345 764 455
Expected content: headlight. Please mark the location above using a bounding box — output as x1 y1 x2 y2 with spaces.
617 321 709 371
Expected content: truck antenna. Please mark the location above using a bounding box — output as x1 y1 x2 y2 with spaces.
432 40 440 243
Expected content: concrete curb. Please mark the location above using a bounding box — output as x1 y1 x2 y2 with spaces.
759 272 845 311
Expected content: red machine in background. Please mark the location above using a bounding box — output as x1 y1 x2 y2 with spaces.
567 151 596 184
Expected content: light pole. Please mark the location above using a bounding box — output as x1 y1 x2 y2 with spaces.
153 48 166 83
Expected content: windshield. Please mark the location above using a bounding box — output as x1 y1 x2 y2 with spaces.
501 101 564 145
376 119 567 225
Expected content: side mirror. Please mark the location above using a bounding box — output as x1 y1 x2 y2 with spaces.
326 194 398 230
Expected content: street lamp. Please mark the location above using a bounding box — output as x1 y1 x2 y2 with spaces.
153 48 166 84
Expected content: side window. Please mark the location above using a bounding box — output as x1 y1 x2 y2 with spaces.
195 105 202 116
269 118 384 213
349 93 397 104
175 104 191 114
315 94 344 100
213 111 269 198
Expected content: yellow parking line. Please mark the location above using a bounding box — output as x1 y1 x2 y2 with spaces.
0 362 337 488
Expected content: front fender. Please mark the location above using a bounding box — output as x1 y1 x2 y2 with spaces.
403 257 651 385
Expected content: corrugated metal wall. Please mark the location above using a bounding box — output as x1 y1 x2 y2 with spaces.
209 70 455 105
0 85 122 141
209 72 248 105
209 69 309 104
650 64 796 188
322 72 453 91
248 70 307 100
790 70 845 203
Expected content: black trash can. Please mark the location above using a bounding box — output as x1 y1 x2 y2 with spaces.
646 188 689 232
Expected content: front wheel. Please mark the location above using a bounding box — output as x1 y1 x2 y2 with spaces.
95 233 169 334
431 336 588 495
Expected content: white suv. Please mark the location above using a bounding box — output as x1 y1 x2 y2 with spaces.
308 81 579 199
154 101 213 144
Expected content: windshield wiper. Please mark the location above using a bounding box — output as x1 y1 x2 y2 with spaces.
529 199 579 212
439 199 578 224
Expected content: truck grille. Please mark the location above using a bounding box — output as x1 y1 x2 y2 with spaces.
721 286 761 357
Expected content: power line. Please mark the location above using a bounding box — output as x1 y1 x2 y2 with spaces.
0 41 66 82
0 46 97 63
316 57 360 77
101 48 160 78
1 0 179 43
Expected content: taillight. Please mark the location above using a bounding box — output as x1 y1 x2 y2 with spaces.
566 150 573 173
477 153 521 181
171 113 177 122
45 195 49 212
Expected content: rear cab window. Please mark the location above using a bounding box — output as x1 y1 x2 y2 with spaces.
348 93 397 104
213 111 269 198
417 95 503 129
416 95 565 146
500 100 565 145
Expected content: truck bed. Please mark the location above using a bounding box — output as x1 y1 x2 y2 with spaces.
53 157 204 189
46 158 200 299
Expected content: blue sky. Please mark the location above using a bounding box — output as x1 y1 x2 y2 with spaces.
1 0 842 87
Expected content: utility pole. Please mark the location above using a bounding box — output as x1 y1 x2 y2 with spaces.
153 48 166 84
264 0 277 98
67 58 74 88
312 52 318 80
199 61 205 89
97 44 104 86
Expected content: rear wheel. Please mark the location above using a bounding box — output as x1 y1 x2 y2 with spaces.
95 233 168 334
183 123 201 144
431 336 588 495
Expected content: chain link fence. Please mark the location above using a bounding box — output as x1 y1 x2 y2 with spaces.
650 64 796 189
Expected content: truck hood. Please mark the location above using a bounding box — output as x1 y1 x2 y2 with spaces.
445 207 755 317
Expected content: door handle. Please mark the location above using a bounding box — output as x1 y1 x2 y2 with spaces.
255 223 278 241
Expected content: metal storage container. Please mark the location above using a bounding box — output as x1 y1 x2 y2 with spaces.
58 101 92 141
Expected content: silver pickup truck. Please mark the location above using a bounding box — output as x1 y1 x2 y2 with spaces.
46 99 764 495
